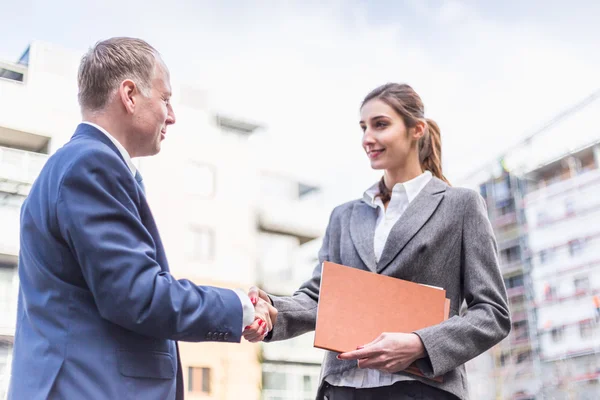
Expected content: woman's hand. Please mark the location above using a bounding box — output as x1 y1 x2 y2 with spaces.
336 332 426 373
242 287 278 343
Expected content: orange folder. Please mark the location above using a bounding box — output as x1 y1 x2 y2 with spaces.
314 261 450 382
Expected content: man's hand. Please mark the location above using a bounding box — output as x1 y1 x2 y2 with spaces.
243 287 277 343
336 333 426 373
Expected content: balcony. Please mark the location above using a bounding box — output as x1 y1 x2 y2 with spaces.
496 226 521 247
510 327 531 346
257 197 328 244
526 166 600 204
507 285 526 298
501 259 524 274
0 146 48 193
494 211 518 228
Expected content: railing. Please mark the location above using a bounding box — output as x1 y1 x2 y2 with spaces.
501 259 523 273
494 211 518 228
0 146 48 187
507 285 526 297
496 225 521 245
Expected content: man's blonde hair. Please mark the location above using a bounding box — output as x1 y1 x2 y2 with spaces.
78 37 159 111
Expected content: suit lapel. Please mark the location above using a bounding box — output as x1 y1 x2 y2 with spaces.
377 178 447 272
349 202 378 272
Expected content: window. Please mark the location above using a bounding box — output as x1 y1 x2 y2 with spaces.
499 352 510 366
188 226 215 261
551 326 564 343
505 274 524 289
568 239 585 257
185 162 215 198
501 246 521 265
479 184 487 200
188 367 211 394
298 182 319 199
499 201 515 216
579 320 595 339
540 248 555 264
574 276 590 294
215 115 260 137
493 179 511 204
565 198 575 216
262 363 321 398
516 350 531 364
544 283 557 301
262 371 287 391
512 321 529 342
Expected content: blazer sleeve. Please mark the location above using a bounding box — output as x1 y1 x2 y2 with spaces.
56 149 243 342
265 208 336 342
413 190 511 378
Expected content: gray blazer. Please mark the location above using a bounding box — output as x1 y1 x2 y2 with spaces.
266 177 511 400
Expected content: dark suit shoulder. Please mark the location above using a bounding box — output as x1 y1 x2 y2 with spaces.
56 138 128 178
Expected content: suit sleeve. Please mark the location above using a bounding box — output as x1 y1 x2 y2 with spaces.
264 208 336 342
413 190 511 377
56 149 243 342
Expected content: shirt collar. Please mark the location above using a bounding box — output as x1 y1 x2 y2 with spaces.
362 170 433 208
82 121 136 176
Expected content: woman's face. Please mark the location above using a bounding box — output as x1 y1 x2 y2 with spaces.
360 99 418 173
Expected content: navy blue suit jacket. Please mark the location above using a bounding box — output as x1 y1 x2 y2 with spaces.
8 124 242 399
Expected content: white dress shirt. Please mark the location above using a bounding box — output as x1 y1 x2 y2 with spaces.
82 122 255 332
325 170 433 388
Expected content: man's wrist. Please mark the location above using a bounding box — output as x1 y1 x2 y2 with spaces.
234 289 255 330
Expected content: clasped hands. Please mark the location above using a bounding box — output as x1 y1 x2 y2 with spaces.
242 287 426 374
243 286 278 343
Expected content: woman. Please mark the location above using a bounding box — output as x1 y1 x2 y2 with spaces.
243 83 511 400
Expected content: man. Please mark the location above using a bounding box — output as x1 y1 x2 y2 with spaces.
8 37 276 400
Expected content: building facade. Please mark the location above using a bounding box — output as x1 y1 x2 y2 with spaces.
523 142 600 399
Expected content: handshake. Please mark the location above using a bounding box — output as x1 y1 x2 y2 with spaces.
242 286 278 343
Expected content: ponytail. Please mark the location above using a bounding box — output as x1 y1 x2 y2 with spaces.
420 118 450 185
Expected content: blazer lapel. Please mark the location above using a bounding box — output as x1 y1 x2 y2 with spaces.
377 178 447 272
349 202 378 272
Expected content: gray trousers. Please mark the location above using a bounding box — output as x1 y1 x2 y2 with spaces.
321 381 459 400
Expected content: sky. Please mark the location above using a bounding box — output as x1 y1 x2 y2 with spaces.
1 0 600 205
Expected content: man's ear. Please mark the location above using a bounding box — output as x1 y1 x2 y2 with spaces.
119 79 137 114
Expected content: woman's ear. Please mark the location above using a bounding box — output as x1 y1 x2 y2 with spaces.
412 120 426 140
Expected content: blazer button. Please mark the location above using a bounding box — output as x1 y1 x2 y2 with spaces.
206 332 213 340
218 333 224 341
224 333 230 341
212 332 219 341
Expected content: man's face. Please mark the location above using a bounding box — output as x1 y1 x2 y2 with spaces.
131 61 176 157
